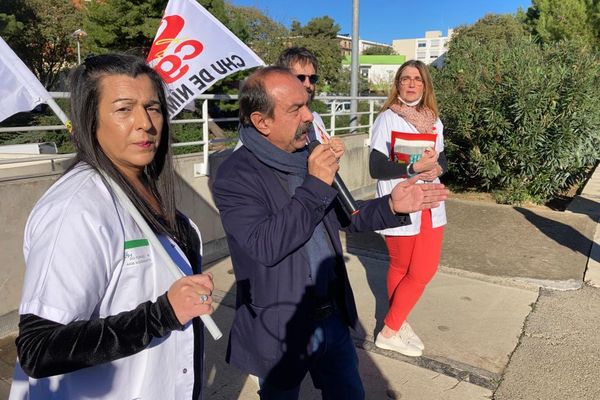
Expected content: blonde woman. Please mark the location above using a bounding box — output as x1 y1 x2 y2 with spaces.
369 60 447 357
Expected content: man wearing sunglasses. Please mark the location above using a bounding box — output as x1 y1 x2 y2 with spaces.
276 47 330 143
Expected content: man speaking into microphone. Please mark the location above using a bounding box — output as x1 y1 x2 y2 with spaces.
213 66 448 399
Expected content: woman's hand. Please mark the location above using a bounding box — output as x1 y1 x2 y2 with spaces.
167 273 214 325
417 162 443 182
413 147 438 173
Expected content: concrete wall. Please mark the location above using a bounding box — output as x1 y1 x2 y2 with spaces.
172 152 229 264
0 133 375 334
336 133 376 199
392 38 416 60
0 157 73 179
0 175 61 336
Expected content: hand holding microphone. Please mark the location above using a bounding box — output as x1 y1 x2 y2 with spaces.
307 141 339 185
308 141 359 217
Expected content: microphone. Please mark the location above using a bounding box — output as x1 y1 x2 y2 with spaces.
308 141 359 217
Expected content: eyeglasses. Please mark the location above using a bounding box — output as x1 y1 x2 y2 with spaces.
296 74 318 84
399 76 424 87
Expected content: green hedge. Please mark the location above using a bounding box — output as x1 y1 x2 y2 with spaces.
434 19 600 204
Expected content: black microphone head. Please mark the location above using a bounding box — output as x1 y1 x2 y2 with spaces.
308 140 320 154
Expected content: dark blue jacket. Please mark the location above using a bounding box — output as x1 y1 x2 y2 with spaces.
212 146 409 380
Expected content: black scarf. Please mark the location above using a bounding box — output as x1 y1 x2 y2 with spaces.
239 124 308 177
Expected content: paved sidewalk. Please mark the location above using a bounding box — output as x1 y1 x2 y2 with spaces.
183 189 600 399
0 336 16 399
191 182 600 400
1 165 599 399
494 286 600 400
195 255 498 400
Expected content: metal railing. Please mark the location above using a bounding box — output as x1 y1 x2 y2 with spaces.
317 96 384 136
0 93 385 175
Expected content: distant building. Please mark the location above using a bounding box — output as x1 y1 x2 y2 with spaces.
392 30 454 66
342 55 406 90
338 35 353 57
336 35 394 57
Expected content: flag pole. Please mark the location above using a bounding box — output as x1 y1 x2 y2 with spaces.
46 98 69 126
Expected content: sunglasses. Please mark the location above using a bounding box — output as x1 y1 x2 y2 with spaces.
296 74 318 84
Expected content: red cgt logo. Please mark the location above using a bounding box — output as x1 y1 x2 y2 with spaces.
147 15 204 83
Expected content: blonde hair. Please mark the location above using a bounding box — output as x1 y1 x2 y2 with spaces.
381 60 439 118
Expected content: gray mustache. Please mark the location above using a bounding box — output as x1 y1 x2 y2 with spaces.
294 123 312 140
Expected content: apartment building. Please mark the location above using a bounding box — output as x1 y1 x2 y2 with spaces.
336 35 393 57
342 54 406 91
392 30 454 66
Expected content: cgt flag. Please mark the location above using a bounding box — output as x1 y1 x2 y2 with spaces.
0 37 52 123
147 0 265 118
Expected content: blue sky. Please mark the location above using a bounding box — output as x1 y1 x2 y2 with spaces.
230 0 533 44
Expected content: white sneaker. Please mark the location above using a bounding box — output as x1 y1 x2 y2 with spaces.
375 332 422 357
398 322 424 351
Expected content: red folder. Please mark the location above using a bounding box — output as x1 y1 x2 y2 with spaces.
390 131 437 177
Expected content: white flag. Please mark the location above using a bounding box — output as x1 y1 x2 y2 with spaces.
147 0 265 118
0 37 52 123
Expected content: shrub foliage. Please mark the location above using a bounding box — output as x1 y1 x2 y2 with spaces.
433 15 600 203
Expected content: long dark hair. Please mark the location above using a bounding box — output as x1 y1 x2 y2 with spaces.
67 53 181 239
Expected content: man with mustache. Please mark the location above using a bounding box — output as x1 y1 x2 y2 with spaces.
213 66 449 399
276 47 331 143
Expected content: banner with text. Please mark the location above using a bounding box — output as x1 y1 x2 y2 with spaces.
147 0 264 118
0 37 52 123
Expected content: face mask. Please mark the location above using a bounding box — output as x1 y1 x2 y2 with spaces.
398 95 422 107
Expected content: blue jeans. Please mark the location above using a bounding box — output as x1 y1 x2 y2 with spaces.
258 312 365 400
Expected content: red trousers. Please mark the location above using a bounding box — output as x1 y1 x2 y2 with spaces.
383 209 444 331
